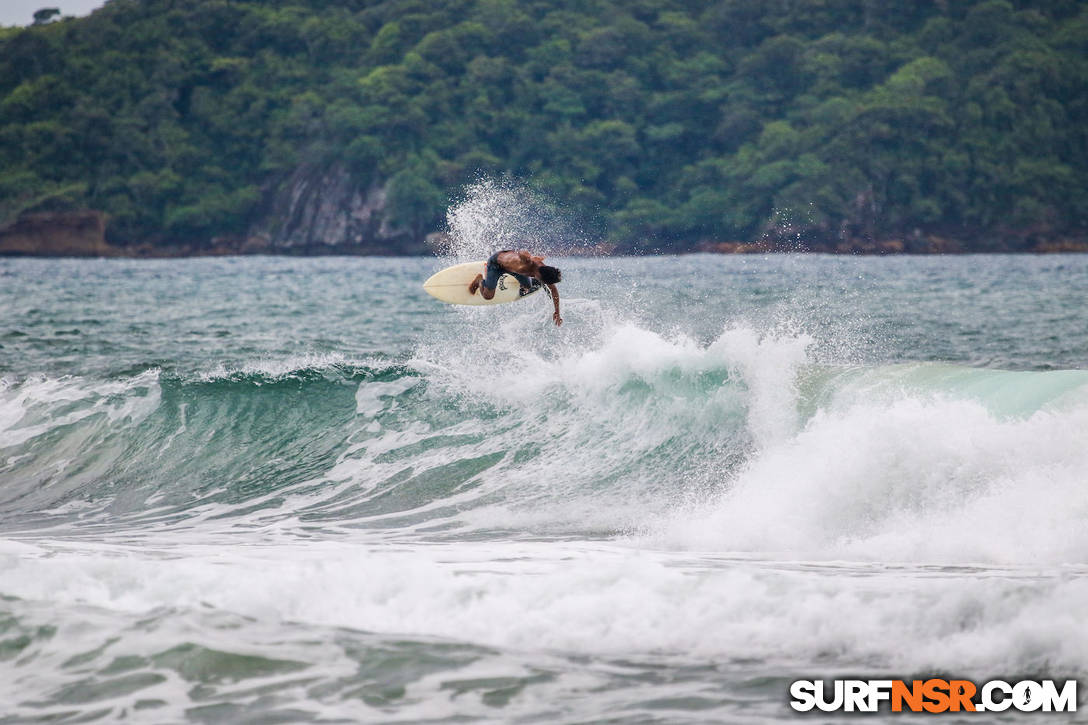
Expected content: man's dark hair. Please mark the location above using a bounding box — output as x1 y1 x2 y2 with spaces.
538 265 562 285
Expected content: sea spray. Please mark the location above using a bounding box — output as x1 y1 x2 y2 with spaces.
440 177 590 260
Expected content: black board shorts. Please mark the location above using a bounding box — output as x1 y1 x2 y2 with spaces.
483 251 535 293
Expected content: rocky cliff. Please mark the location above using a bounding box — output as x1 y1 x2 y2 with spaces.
247 165 426 255
0 165 433 257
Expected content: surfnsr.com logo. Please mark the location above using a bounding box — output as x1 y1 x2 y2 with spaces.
789 679 1077 713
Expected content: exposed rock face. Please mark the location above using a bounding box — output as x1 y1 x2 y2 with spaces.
250 165 425 254
0 165 430 256
0 210 115 256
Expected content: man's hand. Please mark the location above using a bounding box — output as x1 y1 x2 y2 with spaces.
468 273 482 295
553 311 563 327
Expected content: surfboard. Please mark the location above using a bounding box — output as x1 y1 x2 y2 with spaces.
423 261 543 306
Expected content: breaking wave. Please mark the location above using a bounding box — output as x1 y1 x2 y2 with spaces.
4 316 1087 567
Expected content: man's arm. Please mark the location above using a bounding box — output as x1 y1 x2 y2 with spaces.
546 283 561 326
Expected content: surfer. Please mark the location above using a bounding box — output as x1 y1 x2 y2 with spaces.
468 250 563 326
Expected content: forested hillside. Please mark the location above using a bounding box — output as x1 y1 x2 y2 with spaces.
1 0 1086 254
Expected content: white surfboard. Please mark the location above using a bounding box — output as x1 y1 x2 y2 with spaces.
423 261 543 306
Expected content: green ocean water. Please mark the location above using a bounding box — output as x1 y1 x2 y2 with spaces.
2 248 1088 723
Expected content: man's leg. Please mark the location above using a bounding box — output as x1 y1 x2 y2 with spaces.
470 260 502 296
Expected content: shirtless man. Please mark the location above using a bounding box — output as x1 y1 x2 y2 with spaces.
468 250 563 326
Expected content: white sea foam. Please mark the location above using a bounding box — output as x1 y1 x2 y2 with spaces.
0 371 161 448
2 538 1086 678
195 352 350 381
652 372 1088 565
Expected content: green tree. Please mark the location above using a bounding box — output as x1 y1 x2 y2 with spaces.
386 160 445 240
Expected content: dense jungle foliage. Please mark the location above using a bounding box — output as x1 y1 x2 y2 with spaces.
1 0 1086 251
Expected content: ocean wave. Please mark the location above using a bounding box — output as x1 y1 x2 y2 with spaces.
3 325 1087 568
192 353 406 384
0 362 415 526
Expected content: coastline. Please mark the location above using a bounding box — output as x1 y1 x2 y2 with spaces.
2 210 1086 258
